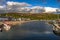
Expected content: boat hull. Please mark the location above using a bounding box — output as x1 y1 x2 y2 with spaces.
3 24 11 31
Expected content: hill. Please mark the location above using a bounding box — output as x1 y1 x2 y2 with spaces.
0 13 60 20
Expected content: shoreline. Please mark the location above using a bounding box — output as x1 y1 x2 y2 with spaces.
0 20 39 26
0 20 53 26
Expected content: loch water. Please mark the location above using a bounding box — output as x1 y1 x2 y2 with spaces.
0 21 60 40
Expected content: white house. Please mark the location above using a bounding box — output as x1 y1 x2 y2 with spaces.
0 17 8 21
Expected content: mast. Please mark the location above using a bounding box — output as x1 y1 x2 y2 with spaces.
57 0 60 20
56 9 59 20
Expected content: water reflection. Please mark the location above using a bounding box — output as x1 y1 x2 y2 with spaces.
0 21 60 40
53 30 60 36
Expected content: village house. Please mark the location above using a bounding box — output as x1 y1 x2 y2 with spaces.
0 17 13 21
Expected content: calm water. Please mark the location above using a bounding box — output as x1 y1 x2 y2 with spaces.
0 21 60 40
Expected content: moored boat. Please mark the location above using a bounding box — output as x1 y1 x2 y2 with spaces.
52 20 60 35
3 23 11 31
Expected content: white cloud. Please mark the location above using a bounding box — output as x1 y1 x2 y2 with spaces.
6 1 31 13
0 1 59 13
44 7 57 12
0 0 6 13
0 5 6 13
0 0 6 5
31 6 58 13
7 1 31 7
31 6 43 9
0 6 4 9
30 6 45 13
0 5 6 9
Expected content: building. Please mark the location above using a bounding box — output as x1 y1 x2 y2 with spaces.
0 17 13 21
0 17 8 21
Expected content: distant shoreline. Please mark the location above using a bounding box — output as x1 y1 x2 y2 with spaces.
0 20 53 26
0 20 39 25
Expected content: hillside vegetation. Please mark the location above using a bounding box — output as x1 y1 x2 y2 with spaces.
0 13 60 20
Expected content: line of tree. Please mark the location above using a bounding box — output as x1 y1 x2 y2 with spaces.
0 13 60 20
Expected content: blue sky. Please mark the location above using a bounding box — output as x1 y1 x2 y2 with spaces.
6 0 60 8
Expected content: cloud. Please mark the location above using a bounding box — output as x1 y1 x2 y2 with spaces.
0 1 59 13
0 0 6 5
31 6 43 9
31 6 58 13
6 1 31 13
0 5 6 9
7 1 31 7
44 7 57 12
30 6 45 13
0 5 6 13
0 6 4 9
0 0 6 13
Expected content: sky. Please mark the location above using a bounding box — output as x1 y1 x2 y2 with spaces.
0 0 60 13
6 0 60 8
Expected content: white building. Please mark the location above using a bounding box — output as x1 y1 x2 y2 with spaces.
0 18 8 21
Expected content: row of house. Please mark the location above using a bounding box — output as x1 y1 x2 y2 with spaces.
0 17 31 21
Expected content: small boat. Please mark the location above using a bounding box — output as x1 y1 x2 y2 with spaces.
0 23 11 32
52 20 60 36
3 23 11 31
